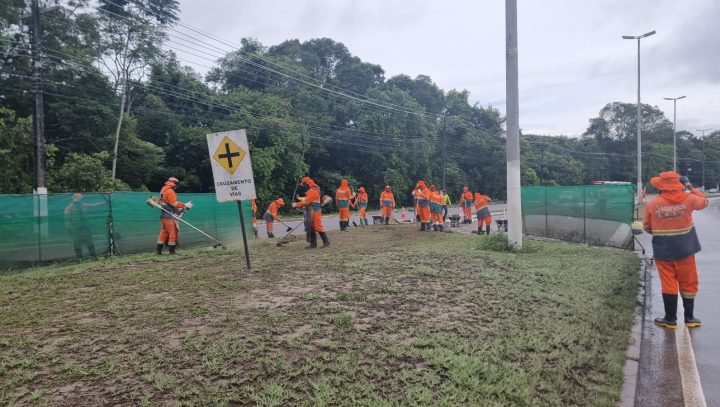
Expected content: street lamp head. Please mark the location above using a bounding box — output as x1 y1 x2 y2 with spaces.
664 96 687 101
622 35 637 39
640 30 657 38
678 95 687 100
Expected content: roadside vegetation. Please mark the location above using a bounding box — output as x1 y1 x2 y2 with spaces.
0 226 639 406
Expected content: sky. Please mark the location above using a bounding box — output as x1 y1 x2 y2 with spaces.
174 0 719 137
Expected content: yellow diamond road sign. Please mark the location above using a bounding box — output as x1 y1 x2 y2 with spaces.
213 136 246 174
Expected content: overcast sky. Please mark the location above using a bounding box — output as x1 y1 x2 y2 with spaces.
175 0 719 137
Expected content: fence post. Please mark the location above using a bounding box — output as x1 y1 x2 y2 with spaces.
544 186 548 236
583 186 587 244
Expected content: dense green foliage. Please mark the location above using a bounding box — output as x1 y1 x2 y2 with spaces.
1 1 718 206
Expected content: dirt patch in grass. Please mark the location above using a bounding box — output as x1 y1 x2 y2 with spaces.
0 225 639 406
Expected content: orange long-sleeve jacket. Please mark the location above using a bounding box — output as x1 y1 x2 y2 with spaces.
474 193 490 210
643 189 708 260
380 191 395 208
265 201 281 221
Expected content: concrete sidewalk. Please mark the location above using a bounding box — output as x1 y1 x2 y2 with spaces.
634 197 718 406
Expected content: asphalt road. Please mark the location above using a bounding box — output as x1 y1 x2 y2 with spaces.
636 197 718 406
255 204 507 239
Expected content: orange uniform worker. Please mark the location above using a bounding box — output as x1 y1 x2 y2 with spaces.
644 171 708 329
379 185 396 225
263 198 285 238
251 199 258 238
353 186 369 226
294 177 330 248
429 185 445 232
336 179 352 231
415 181 432 231
459 186 474 223
474 192 492 235
156 177 192 255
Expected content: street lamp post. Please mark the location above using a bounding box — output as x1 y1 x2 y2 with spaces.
663 95 686 172
623 30 655 203
697 128 713 190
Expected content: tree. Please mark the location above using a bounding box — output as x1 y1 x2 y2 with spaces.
94 0 179 181
0 108 33 193
49 151 128 192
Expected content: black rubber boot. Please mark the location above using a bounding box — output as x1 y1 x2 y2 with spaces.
385 217 389 225
439 224 444 232
168 245 177 255
683 297 702 328
477 228 484 235
425 222 432 231
420 222 426 231
307 231 318 249
267 232 275 238
654 293 678 329
319 232 330 248
253 228 259 238
432 224 438 231
364 218 369 226
156 244 163 255
486 225 491 235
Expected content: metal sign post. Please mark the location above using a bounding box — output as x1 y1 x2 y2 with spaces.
206 129 256 270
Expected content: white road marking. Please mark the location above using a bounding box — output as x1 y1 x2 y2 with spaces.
676 301 707 407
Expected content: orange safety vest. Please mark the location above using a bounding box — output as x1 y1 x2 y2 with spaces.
643 189 708 260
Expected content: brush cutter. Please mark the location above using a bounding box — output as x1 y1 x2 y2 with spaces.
276 220 304 246
146 197 226 249
277 220 294 232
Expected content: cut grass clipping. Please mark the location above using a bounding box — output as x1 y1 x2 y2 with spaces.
0 225 639 406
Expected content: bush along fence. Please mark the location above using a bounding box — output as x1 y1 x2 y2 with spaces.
0 192 253 269
521 184 636 249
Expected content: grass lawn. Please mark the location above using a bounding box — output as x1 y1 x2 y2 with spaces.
0 225 639 406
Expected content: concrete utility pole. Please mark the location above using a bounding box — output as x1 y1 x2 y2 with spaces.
31 0 46 195
663 95 686 172
697 128 712 190
622 30 655 204
505 0 522 249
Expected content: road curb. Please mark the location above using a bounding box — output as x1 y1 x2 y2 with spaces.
618 252 649 407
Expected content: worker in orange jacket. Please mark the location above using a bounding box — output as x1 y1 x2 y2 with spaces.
459 186 473 224
353 186 369 226
336 179 352 231
294 177 330 248
379 185 395 225
156 177 192 255
415 181 432 231
429 185 445 232
644 171 708 329
474 192 492 235
251 199 258 238
263 198 285 238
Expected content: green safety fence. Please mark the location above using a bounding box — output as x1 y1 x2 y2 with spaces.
521 184 636 249
0 192 253 269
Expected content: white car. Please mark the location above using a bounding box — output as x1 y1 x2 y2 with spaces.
708 188 718 193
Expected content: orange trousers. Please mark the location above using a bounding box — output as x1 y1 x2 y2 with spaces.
309 211 325 232
418 206 431 222
381 206 393 217
265 219 274 233
157 218 179 246
431 212 444 225
477 215 492 228
339 207 350 221
359 207 367 219
656 255 698 298
463 206 473 220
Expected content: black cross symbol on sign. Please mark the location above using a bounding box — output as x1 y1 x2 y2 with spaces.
218 143 241 168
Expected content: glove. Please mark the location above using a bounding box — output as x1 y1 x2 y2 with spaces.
680 176 689 184
185 201 194 209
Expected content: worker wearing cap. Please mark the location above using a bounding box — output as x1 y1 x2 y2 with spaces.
294 177 330 248
336 179 352 231
379 185 395 225
440 189 451 220
156 177 192 255
429 185 445 232
353 186 369 226
263 198 285 238
459 186 473 224
474 192 492 235
415 181 432 231
644 171 708 329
